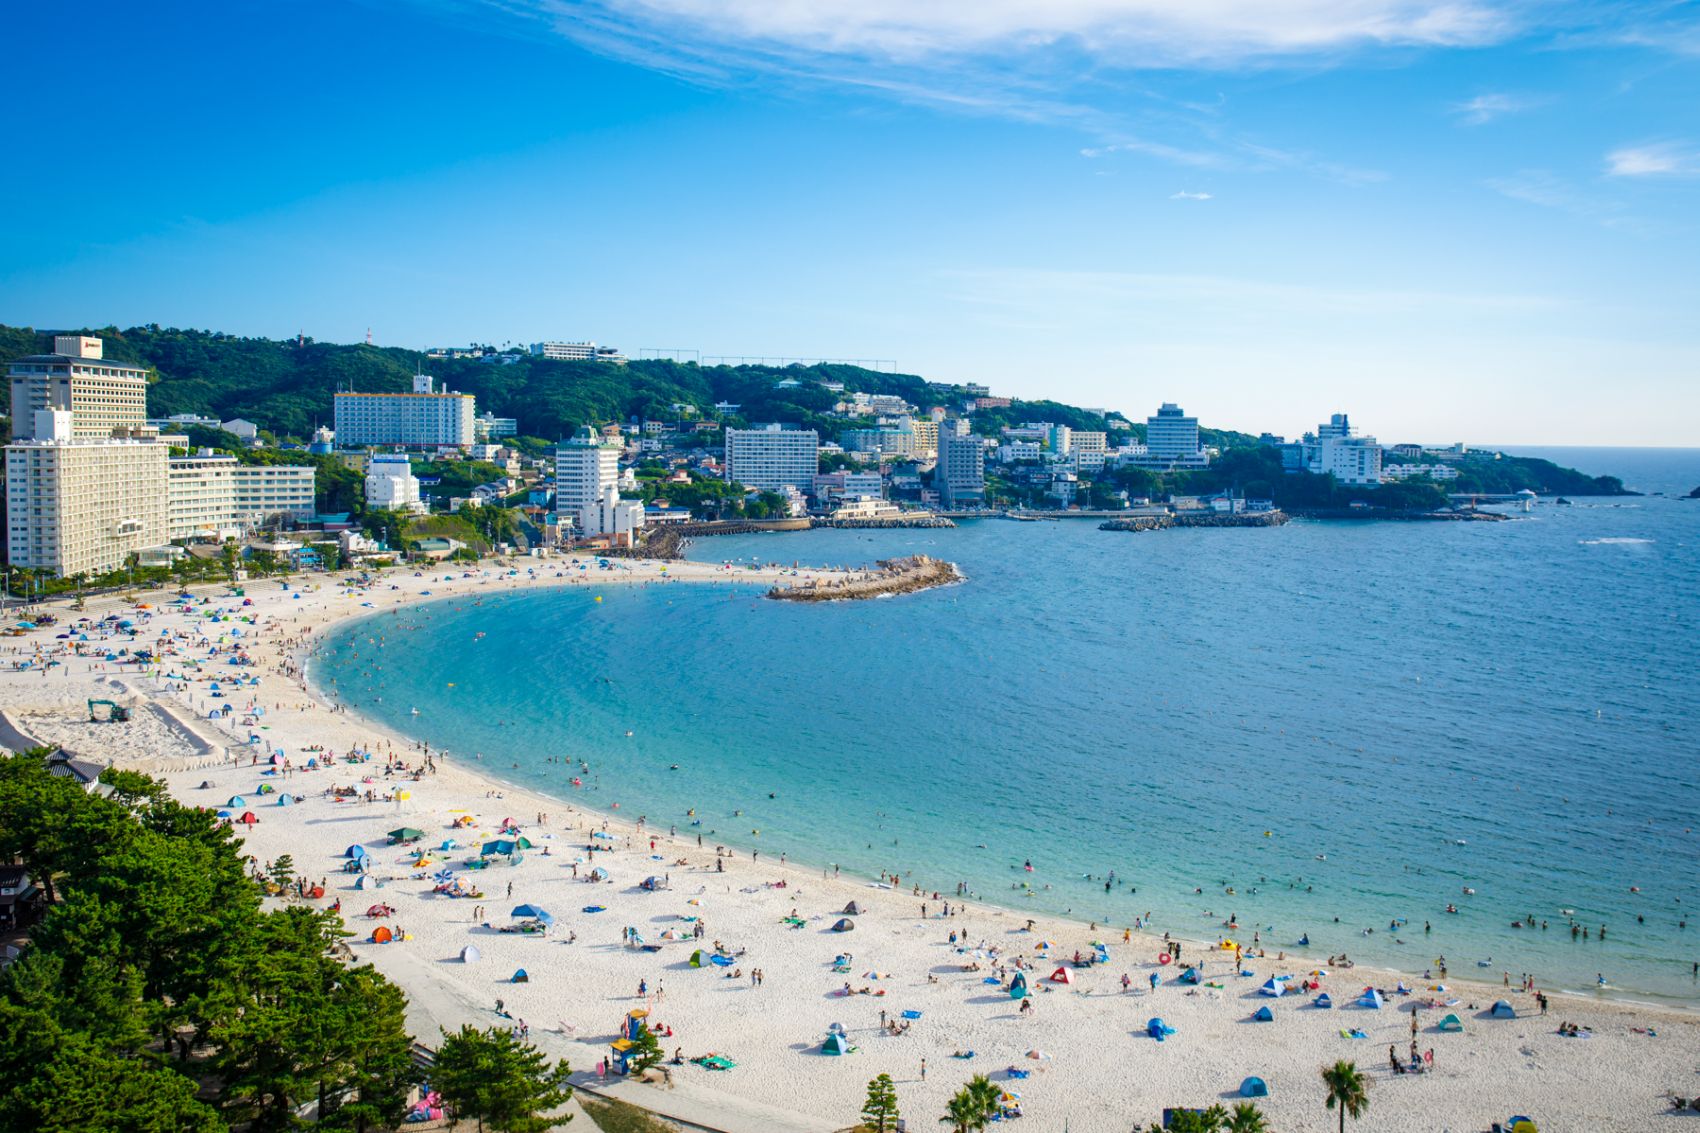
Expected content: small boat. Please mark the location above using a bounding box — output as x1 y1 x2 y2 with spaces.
410 707 420 716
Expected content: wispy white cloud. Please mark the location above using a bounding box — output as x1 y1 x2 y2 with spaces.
1171 190 1214 199
1487 170 1594 213
537 0 1517 67
1451 92 1545 125
1606 142 1700 177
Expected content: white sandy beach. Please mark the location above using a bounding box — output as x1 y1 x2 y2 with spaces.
2 557 1694 1133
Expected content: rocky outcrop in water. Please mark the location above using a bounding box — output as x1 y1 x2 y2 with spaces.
767 555 961 602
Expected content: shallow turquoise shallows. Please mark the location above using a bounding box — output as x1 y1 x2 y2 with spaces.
313 451 1700 1003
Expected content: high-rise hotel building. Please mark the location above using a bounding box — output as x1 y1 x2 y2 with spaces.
9 335 148 439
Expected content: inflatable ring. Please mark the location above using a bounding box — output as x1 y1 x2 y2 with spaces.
1158 953 1172 965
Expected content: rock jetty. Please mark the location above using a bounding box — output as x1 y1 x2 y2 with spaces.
1099 511 1290 533
768 555 961 602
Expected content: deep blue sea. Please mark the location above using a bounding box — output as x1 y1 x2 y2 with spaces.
314 448 1700 1003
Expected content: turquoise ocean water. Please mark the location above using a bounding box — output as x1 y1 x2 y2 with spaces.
313 448 1700 1003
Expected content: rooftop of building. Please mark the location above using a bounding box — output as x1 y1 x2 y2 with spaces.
8 353 148 371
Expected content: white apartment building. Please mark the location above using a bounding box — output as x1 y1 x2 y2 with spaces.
9 335 148 440
1128 402 1210 470
1285 413 1384 486
724 426 819 492
4 411 169 577
164 454 313 540
233 463 315 523
555 427 622 522
907 418 939 459
1314 437 1383 485
1383 463 1459 482
365 454 426 514
577 484 645 546
1071 431 1108 458
529 341 626 364
841 427 916 459
333 374 476 448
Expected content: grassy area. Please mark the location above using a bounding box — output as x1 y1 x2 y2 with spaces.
578 1095 683 1133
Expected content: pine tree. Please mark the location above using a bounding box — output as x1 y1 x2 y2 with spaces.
434 1025 573 1132
860 1073 900 1132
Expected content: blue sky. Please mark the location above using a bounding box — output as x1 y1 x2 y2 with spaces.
2 1 1697 444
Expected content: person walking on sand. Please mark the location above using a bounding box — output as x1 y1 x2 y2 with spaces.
919 1058 926 1081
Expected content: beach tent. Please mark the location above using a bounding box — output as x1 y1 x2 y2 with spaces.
1313 993 1334 1009
198 780 214 789
1358 989 1384 1010
370 926 393 943
1490 999 1516 1019
689 950 706 968
276 794 295 806
831 918 855 933
1178 967 1202 985
511 903 553 922
1009 971 1028 1000
354 875 375 890
460 945 480 963
1146 1017 1176 1042
842 901 864 915
1259 977 1286 997
1240 1077 1269 1098
255 783 276 795
821 1032 851 1055
345 844 370 859
226 796 247 807
481 840 518 857
512 969 529 983
1252 1005 1274 1022
658 928 686 942
237 811 259 825
640 876 666 891
1049 966 1073 985
1438 1013 1463 1032
388 827 424 844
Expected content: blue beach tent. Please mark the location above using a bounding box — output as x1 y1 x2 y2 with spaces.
512 969 529 983
1439 1013 1464 1032
1358 989 1384 1009
1178 966 1202 985
1146 1017 1176 1042
1252 1005 1274 1022
511 904 553 923
1240 1077 1269 1098
226 796 246 807
1009 971 1028 1000
1313 993 1334 1009
276 794 295 806
345 844 369 859
822 1032 851 1055
1490 999 1516 1019
1259 977 1285 997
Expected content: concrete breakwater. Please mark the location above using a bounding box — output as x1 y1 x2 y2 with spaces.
812 516 956 529
768 554 961 602
1099 511 1290 533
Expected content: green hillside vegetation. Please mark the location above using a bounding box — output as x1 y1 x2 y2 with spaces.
0 324 947 443
0 323 1629 499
